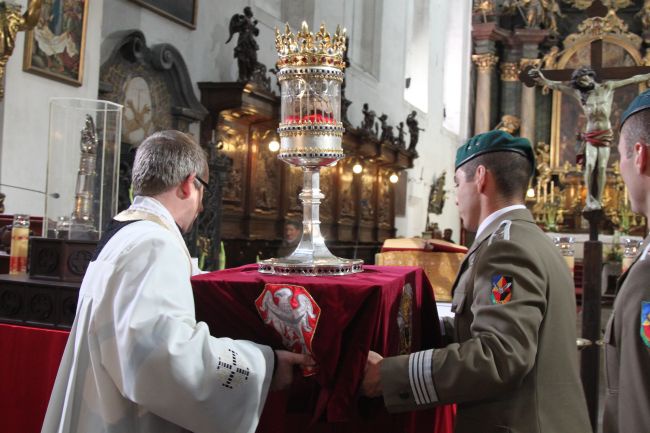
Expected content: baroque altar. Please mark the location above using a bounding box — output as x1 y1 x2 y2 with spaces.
471 0 649 235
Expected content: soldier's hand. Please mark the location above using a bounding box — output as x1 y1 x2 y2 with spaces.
270 350 315 391
360 350 384 397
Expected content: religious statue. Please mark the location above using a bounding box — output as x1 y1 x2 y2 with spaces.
542 45 562 70
529 65 650 211
540 0 563 35
71 115 99 238
637 0 650 32
226 7 268 87
406 110 424 152
495 114 521 135
378 113 395 144
361 103 378 137
473 0 495 23
0 0 41 100
396 121 406 148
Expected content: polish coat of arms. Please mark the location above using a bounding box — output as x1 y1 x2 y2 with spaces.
255 284 321 375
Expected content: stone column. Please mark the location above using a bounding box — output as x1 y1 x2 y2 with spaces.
514 29 548 144
499 36 522 124
472 53 499 134
471 22 509 135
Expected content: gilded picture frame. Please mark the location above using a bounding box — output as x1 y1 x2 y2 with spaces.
22 0 89 87
550 36 644 169
129 0 198 29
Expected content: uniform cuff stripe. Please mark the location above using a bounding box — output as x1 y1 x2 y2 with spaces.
408 349 437 405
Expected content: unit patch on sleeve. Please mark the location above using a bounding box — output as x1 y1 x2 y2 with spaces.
491 274 513 304
641 301 650 348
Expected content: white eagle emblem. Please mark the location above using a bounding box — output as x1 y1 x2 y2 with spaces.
255 284 321 375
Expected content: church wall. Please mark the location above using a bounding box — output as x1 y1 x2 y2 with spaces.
0 1 469 243
0 0 104 216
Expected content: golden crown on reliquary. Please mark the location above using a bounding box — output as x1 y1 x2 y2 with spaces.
275 22 347 70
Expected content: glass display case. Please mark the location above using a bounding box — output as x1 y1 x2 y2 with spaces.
44 98 123 241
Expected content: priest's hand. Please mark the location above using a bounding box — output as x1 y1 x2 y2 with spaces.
360 350 383 397
271 350 315 391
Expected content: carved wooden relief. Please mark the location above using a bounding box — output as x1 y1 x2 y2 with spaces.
252 125 280 213
361 168 376 221
378 168 392 228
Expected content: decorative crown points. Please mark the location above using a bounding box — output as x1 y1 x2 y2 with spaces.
275 21 347 69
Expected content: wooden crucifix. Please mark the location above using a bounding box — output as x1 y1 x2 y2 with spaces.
520 3 650 212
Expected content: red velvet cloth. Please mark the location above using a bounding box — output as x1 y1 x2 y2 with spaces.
0 324 68 433
192 265 446 432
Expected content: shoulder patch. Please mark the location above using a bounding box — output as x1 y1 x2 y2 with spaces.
641 301 650 348
491 274 513 304
488 220 512 245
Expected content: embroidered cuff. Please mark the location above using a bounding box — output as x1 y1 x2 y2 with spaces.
408 349 438 405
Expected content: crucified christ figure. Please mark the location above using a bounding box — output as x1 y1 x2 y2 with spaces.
529 65 650 211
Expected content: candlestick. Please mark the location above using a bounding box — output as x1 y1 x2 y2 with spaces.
550 181 554 203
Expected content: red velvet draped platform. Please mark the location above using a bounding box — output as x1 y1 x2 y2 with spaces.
0 264 455 433
192 264 454 433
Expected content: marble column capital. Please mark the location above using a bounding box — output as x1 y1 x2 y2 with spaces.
472 53 499 72
500 62 521 81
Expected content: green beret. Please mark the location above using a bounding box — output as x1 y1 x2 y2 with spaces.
620 89 650 130
455 130 535 170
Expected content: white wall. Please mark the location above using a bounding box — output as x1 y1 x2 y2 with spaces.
0 0 104 216
1 0 471 242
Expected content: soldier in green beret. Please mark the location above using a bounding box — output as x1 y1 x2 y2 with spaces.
603 89 650 433
361 130 591 433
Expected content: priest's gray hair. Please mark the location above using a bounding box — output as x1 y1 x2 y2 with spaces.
132 130 208 196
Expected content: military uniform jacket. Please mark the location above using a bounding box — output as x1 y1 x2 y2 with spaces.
603 235 650 433
380 208 591 433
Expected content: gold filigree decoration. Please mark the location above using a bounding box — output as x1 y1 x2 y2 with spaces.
495 115 521 135
472 53 499 72
561 0 632 10
564 9 642 49
519 58 542 69
275 22 347 70
500 62 520 81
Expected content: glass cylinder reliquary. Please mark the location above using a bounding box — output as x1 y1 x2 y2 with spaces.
258 22 363 276
45 98 123 241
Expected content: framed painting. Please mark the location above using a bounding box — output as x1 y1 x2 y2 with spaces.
23 0 89 86
129 0 198 29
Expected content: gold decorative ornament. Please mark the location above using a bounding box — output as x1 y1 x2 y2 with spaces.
500 62 520 81
274 22 347 70
472 53 499 72
564 9 641 49
519 57 542 69
561 0 632 10
0 0 41 100
495 115 521 135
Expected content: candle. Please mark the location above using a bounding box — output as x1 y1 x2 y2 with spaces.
624 185 629 206
544 184 548 203
550 181 555 203
537 182 541 201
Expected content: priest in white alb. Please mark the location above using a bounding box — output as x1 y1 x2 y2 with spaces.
41 130 313 433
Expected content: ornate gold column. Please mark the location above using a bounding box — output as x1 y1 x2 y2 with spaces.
472 53 499 134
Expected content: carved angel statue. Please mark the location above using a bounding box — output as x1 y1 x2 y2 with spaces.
540 0 564 34
406 110 424 152
473 0 495 23
258 288 316 355
361 103 378 137
0 0 41 99
226 6 261 82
